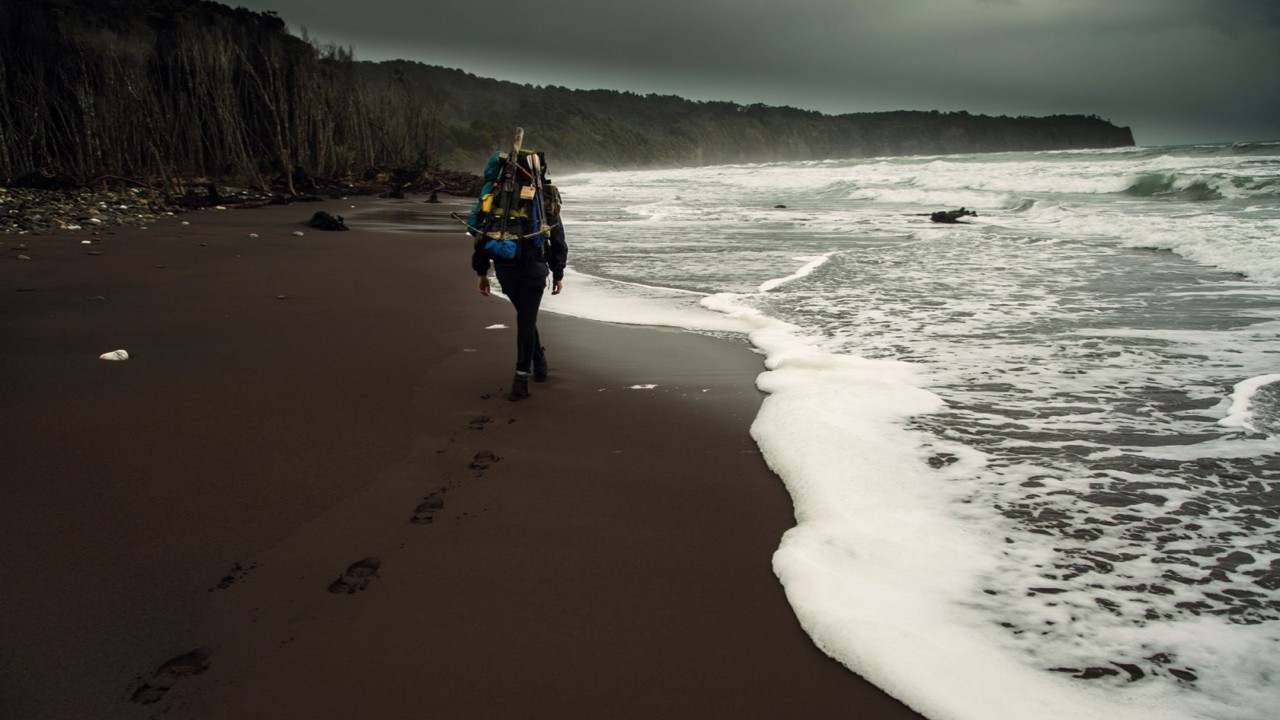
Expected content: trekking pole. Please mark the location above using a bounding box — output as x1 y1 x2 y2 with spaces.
530 152 551 260
451 212 559 240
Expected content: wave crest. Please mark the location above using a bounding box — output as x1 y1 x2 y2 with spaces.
1124 173 1224 201
1123 171 1279 201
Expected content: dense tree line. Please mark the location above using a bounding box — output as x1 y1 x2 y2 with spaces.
0 0 1134 189
390 61 1133 172
0 0 433 191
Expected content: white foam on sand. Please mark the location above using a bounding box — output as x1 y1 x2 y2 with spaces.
700 290 1231 720
554 150 1280 720
541 268 757 334
544 273 1216 718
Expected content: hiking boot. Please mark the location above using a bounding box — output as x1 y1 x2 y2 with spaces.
509 371 531 401
533 357 549 382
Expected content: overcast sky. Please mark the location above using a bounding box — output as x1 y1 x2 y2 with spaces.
230 0 1279 146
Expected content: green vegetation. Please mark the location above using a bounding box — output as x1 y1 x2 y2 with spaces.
0 0 1134 188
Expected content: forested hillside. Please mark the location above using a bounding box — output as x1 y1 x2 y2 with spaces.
372 62 1134 172
0 0 399 192
0 0 1134 189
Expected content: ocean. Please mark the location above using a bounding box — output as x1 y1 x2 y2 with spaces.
547 143 1280 720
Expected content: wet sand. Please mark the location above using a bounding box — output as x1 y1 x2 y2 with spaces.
0 196 925 718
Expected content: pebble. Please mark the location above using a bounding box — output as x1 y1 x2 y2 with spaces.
1 187 177 235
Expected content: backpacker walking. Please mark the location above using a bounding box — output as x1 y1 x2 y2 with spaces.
467 128 569 400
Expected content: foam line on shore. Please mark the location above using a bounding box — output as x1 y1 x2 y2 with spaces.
541 268 756 333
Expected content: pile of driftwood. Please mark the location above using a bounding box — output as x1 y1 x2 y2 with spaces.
6 163 483 212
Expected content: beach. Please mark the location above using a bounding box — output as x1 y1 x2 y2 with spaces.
0 196 925 719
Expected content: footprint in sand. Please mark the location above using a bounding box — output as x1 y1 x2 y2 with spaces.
410 494 445 524
469 415 492 430
327 557 381 594
129 648 212 704
212 561 257 591
468 450 500 472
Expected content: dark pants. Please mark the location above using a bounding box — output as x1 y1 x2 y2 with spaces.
495 264 548 374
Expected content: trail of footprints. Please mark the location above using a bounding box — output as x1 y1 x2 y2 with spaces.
327 557 382 594
130 393 511 708
129 648 212 705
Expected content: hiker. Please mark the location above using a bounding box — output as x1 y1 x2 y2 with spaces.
470 148 568 401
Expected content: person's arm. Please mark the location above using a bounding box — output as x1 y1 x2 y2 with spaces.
548 221 567 295
471 239 492 295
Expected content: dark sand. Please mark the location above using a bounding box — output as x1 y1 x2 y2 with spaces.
0 196 925 719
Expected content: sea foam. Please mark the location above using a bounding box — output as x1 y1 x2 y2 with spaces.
1219 374 1280 434
553 144 1280 720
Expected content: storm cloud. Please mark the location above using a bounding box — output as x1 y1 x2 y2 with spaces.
231 0 1279 145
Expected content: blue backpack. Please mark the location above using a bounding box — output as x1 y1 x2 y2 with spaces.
467 137 556 262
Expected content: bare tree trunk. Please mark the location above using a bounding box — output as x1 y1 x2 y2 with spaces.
2 1 429 187
235 41 296 195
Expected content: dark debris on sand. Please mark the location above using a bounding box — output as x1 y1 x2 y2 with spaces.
1 166 482 236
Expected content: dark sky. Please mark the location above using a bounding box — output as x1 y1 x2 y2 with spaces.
231 0 1280 146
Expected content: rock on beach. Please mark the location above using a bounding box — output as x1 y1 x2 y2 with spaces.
1 186 179 235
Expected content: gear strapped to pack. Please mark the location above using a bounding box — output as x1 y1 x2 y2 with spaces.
455 127 560 263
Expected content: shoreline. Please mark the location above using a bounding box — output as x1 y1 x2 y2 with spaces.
0 196 925 718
